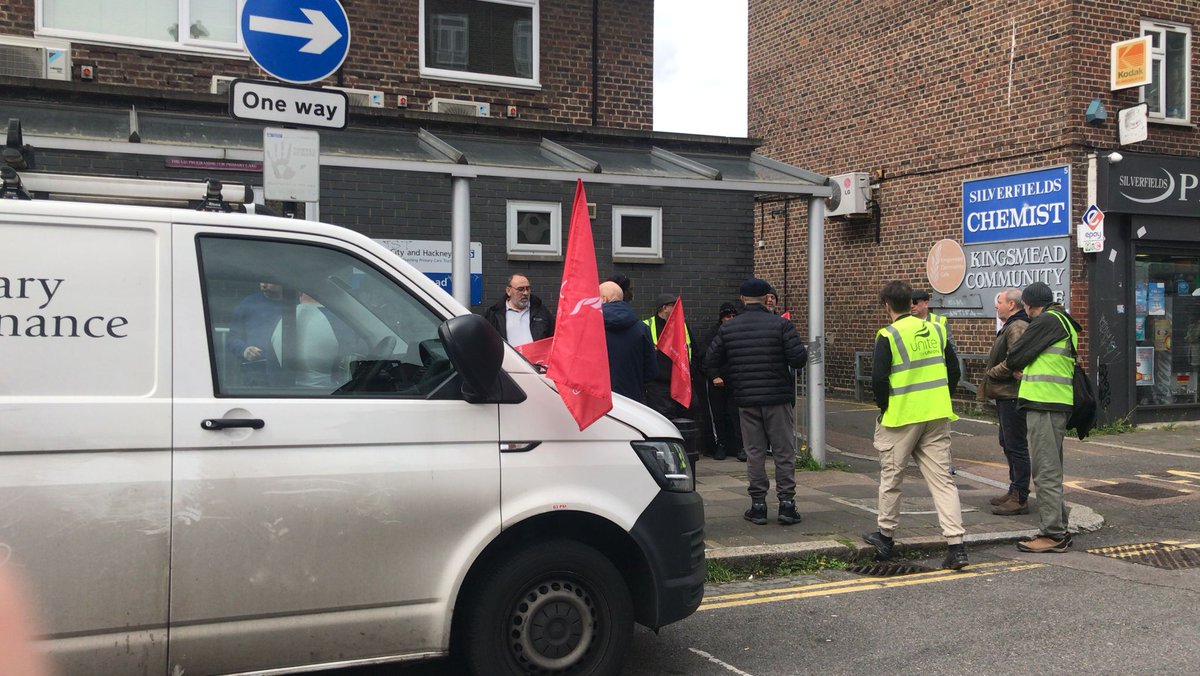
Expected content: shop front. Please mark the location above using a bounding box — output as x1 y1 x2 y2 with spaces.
1094 151 1200 423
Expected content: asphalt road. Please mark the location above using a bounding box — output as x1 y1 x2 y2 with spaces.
344 403 1200 675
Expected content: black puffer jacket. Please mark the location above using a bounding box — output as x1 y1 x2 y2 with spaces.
703 304 807 406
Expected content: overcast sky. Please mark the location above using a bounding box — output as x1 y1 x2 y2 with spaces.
654 0 748 137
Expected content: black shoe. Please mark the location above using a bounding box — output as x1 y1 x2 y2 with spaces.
712 446 727 461
736 450 747 462
863 531 895 560
942 544 968 570
778 500 802 525
743 502 767 525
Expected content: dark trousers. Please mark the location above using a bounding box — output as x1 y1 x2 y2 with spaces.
646 380 684 419
739 403 796 502
996 398 1031 500
707 382 743 454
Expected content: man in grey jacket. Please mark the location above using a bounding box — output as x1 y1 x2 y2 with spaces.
982 288 1031 515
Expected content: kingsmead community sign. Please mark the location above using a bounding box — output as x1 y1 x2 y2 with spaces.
933 167 1072 318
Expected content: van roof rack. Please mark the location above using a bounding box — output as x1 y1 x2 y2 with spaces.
0 167 254 211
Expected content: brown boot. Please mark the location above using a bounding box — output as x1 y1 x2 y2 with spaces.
992 494 1030 515
989 489 1015 506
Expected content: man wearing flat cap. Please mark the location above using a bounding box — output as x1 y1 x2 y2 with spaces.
911 289 952 343
703 278 808 525
1000 281 1082 554
644 292 692 418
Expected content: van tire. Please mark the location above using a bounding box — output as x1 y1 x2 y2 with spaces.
463 540 633 675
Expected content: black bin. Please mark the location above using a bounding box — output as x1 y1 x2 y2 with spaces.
671 417 701 466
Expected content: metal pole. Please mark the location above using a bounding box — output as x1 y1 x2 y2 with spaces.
807 196 826 465
451 177 471 307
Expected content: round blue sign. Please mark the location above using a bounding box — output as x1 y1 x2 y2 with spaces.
241 0 351 84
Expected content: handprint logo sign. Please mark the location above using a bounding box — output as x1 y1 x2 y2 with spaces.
263 127 320 202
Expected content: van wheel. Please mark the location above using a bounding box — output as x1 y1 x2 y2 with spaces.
464 540 633 675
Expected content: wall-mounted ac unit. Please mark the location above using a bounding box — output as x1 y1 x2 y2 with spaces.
210 74 236 95
323 86 385 108
827 172 871 217
429 98 490 117
0 35 71 81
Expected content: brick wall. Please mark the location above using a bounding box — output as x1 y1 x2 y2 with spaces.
749 0 1200 398
0 0 653 129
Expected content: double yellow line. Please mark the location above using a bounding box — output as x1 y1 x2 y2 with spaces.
700 560 1043 611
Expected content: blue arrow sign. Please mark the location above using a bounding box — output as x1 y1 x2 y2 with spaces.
241 0 350 84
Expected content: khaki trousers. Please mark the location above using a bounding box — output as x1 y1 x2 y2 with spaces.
873 417 965 543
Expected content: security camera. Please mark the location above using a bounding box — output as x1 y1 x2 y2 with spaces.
1107 152 1123 164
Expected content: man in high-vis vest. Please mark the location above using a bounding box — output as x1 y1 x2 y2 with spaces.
1002 281 1082 554
911 289 952 344
865 281 967 570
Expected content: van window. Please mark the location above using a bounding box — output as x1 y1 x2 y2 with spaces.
197 236 458 398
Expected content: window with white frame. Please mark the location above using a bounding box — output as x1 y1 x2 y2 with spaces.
1140 20 1192 124
39 0 241 52
421 0 539 87
612 206 662 261
506 200 561 257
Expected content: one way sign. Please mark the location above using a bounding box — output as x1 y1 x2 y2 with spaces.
241 0 351 84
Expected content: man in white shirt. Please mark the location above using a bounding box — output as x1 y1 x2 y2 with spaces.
483 274 555 347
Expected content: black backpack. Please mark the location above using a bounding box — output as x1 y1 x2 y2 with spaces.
1049 310 1097 439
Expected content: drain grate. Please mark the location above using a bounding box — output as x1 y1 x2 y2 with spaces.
1087 541 1200 570
1084 482 1191 501
848 563 932 577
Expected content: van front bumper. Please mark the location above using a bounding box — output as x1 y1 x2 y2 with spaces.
629 489 705 629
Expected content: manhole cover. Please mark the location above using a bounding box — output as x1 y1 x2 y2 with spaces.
1084 481 1191 500
848 563 932 577
1088 541 1200 570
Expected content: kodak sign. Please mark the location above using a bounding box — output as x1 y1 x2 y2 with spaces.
1111 36 1152 90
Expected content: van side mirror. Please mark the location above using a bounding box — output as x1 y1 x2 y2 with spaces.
438 314 524 404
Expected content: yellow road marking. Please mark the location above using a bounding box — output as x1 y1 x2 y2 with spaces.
699 560 1042 611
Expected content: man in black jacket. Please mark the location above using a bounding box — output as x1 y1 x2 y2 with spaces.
704 278 808 525
482 274 554 346
599 282 657 402
697 302 744 461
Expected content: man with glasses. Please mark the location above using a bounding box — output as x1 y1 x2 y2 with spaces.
484 273 555 347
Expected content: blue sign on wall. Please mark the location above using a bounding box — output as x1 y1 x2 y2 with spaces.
424 273 484 306
962 166 1071 244
241 0 350 84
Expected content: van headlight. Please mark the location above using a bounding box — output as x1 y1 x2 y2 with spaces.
631 440 694 493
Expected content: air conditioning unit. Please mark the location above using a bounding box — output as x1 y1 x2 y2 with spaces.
210 74 236 95
323 86 385 108
428 97 490 117
827 172 871 217
0 36 71 81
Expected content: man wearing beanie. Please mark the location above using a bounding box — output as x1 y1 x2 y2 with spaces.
703 278 807 525
1002 281 1082 553
864 280 967 571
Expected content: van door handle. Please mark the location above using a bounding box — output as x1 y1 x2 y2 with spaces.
201 418 265 431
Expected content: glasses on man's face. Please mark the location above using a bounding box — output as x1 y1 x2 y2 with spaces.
509 285 532 293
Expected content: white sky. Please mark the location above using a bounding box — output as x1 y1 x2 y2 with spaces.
653 0 748 137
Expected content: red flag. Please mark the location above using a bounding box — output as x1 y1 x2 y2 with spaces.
657 297 692 409
780 311 791 320
546 180 612 430
514 336 554 368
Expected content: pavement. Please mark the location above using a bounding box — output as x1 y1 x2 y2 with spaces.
697 400 1110 568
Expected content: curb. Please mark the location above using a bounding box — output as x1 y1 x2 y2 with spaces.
706 529 1038 569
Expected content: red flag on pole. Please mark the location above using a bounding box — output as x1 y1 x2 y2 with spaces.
546 179 612 430
657 297 692 409
514 336 554 369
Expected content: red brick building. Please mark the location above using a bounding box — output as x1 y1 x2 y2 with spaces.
750 0 1198 423
0 0 829 329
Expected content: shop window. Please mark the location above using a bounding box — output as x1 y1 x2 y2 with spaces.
1140 20 1192 124
1134 252 1200 407
39 0 241 53
612 206 662 262
506 200 561 258
422 0 539 87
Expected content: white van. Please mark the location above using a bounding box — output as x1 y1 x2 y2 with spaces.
0 178 705 675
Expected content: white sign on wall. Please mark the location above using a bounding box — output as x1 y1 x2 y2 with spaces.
375 239 484 305
263 127 320 202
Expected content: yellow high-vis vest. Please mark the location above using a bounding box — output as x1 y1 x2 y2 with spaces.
1018 310 1076 406
878 315 957 427
645 316 692 359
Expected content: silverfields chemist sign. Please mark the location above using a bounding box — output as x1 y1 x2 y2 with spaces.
1101 152 1200 218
